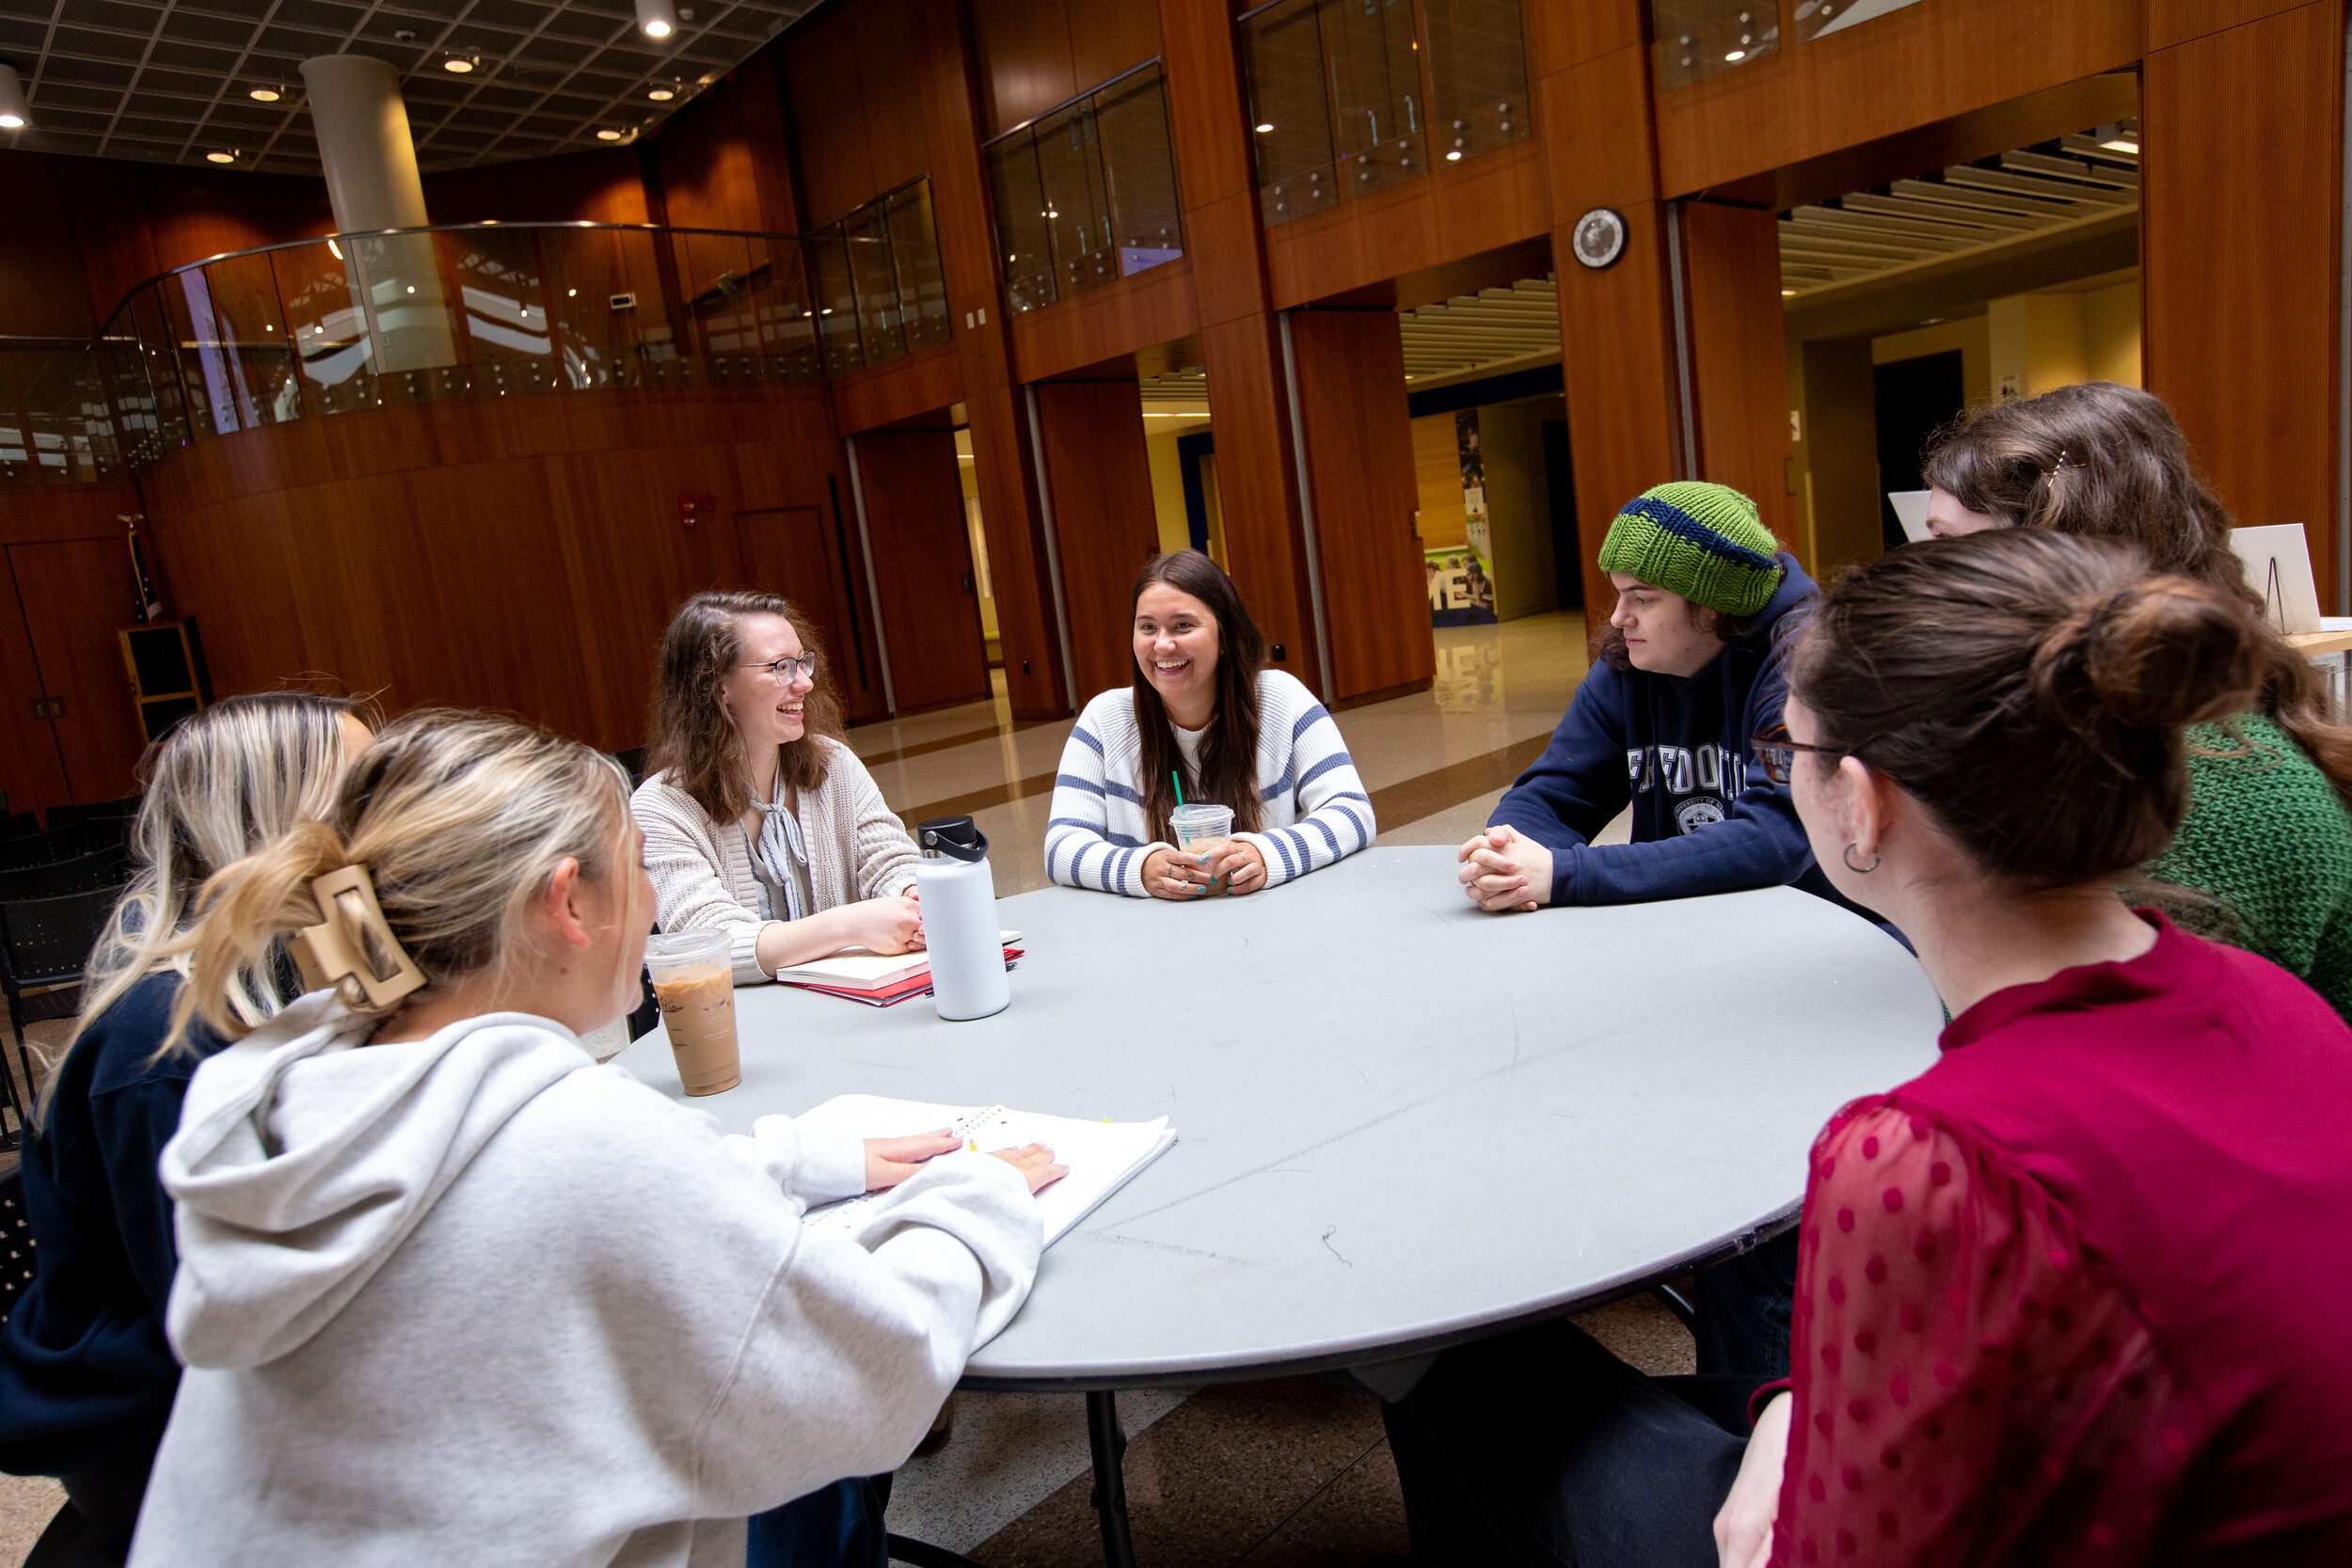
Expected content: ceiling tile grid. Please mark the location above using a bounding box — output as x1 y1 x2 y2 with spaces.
0 0 818 177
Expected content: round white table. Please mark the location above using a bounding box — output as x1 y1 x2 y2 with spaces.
619 846 1943 1563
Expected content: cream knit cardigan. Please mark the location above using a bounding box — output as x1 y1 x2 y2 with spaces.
631 737 921 985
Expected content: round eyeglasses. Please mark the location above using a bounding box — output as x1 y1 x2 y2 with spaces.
739 652 818 685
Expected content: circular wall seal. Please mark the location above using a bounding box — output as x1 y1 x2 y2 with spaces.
1570 208 1628 270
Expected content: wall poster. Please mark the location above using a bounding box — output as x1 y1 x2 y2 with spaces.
1427 407 1499 626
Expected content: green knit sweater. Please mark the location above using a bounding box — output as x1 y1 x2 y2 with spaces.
2143 712 2352 1020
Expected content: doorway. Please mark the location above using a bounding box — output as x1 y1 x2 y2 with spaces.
1871 350 1964 550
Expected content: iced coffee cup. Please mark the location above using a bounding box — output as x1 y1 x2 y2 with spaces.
1170 803 1236 895
644 928 739 1096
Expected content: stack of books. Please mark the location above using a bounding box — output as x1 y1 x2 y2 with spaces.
771 931 1023 1006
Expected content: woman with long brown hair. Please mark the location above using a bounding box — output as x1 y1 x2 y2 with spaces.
1921 382 2352 1017
1383 532 2352 1566
632 591 924 980
1045 549 1374 898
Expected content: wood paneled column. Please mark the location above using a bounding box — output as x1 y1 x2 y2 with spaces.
2145 0 2344 608
1533 1 1679 629
1679 200 1797 551
913 0 1074 718
1158 0 1326 697
1032 380 1162 702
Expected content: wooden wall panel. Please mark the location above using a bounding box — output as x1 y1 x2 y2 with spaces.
1650 0 2141 200
1005 257 1200 383
0 153 100 337
971 0 1078 137
659 55 801 235
736 502 889 723
1681 201 1794 549
1288 310 1431 704
1263 138 1551 311
137 165 326 271
785 0 930 227
2149 0 2312 49
58 156 161 330
1035 380 1161 703
0 562 72 818
829 342 966 435
139 384 853 752
9 539 151 803
853 429 993 711
424 149 652 226
2145 0 2344 605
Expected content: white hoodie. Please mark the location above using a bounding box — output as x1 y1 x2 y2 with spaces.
129 992 1041 1568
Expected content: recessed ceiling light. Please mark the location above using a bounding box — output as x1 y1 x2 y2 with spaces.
2100 137 2137 153
248 84 281 103
648 86 675 102
206 150 235 164
443 52 478 73
1255 122 1274 134
596 128 624 140
1444 150 1461 161
1780 288 1797 296
1724 49 1746 61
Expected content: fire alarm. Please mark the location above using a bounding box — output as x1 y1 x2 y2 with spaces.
677 493 715 527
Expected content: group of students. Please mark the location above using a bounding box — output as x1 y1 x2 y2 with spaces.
3 377 2350 1566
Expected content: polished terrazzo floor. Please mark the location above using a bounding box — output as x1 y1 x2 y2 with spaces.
0 610 1692 1568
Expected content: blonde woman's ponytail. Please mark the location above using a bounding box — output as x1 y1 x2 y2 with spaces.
169 819 350 1051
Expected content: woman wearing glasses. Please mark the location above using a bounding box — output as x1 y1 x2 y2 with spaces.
1381 532 2352 1567
633 591 924 981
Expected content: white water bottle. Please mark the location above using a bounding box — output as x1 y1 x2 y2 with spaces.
914 815 1009 1022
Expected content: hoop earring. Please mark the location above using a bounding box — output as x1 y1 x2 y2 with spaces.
1842 842 1880 874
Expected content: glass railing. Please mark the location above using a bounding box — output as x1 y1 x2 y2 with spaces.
983 60 1186 316
1649 0 1780 90
0 337 122 485
87 188 954 472
1240 0 1528 229
805 178 954 376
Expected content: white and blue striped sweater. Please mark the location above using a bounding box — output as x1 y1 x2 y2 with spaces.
1046 670 1376 896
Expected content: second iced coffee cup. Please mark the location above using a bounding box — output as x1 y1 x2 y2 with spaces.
644 928 739 1095
1170 803 1236 895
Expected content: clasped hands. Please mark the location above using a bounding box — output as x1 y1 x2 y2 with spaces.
1455 824 1552 912
1141 841 1267 901
863 1130 1068 1195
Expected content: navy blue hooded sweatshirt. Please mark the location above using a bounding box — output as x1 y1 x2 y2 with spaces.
1490 552 1854 910
0 972 227 1477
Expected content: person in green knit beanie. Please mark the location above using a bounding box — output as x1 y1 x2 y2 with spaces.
1458 480 1864 1387
1923 382 2352 1020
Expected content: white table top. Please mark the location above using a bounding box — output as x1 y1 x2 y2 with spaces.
619 846 1945 1389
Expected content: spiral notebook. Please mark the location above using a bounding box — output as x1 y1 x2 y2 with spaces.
790 1095 1177 1247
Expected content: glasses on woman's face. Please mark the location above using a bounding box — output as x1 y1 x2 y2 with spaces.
1750 722 1846 786
739 652 818 685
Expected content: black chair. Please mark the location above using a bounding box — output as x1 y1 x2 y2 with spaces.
45 797 140 830
71 814 134 857
0 1165 33 1319
0 809 36 841
0 851 129 905
612 746 648 787
0 885 123 1116
0 828 87 872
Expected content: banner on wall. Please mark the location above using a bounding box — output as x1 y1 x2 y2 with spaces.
1428 407 1499 626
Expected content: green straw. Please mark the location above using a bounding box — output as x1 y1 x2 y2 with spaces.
1170 770 1186 808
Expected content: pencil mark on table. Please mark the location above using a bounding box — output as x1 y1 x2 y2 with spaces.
1093 1233 1244 1263
1320 1226 1354 1267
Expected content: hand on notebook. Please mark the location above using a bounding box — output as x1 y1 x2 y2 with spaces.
988 1142 1069 1195
864 1130 963 1190
1458 825 1549 912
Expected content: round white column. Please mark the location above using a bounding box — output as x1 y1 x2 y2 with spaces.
299 55 430 233
299 55 454 376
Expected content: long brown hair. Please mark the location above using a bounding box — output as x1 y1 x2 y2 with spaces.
646 591 843 822
1132 551 1267 844
1923 381 2352 808
1789 532 2264 889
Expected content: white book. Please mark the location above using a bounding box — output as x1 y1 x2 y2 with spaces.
771 930 1024 990
790 1094 1176 1248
